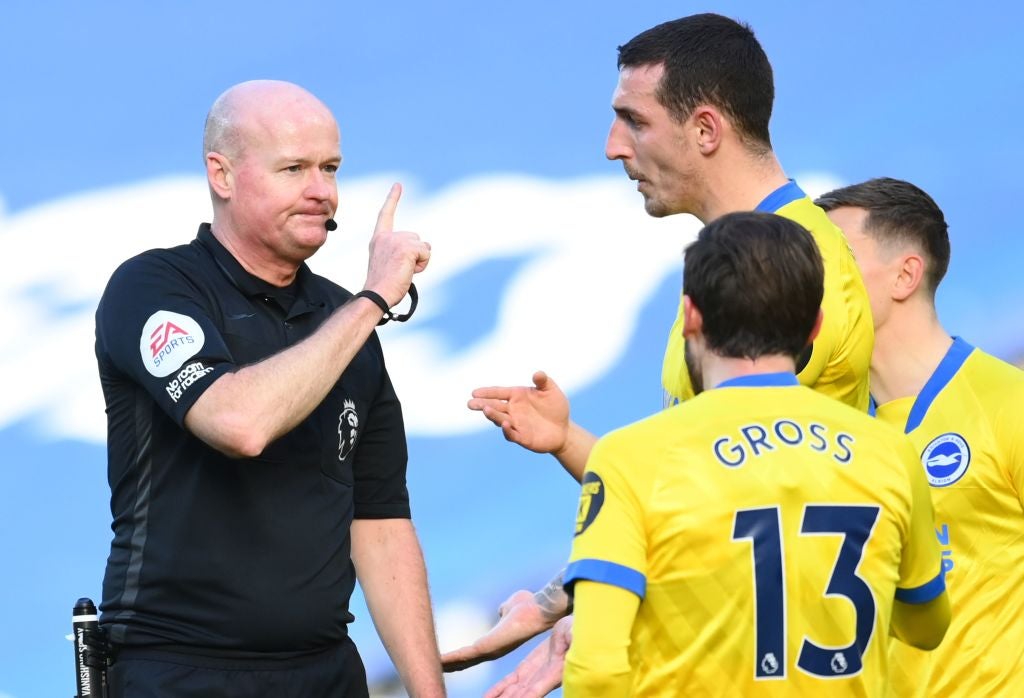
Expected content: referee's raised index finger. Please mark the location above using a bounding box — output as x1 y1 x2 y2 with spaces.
374 182 403 234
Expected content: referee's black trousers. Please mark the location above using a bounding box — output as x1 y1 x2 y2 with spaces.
108 637 370 698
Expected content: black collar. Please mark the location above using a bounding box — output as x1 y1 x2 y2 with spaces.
195 223 323 318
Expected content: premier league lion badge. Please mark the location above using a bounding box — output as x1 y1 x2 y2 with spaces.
338 399 359 462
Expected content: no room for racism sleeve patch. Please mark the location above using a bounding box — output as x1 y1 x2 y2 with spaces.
575 471 605 536
139 310 206 377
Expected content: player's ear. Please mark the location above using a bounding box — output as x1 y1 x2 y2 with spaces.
692 105 723 155
682 295 703 339
893 254 926 301
206 152 234 200
806 309 824 346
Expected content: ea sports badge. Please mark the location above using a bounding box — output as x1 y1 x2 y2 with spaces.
140 310 206 377
921 433 971 487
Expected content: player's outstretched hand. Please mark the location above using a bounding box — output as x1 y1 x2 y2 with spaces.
468 371 570 455
364 183 432 307
483 616 573 698
441 590 560 672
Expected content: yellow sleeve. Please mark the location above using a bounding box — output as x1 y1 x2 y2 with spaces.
776 199 872 411
563 580 640 697
661 292 693 405
565 432 649 597
895 437 946 602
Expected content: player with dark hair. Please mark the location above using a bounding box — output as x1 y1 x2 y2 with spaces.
443 14 873 690
466 13 871 473
563 212 948 696
818 177 1024 696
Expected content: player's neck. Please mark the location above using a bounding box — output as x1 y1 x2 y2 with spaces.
698 150 789 223
705 353 797 390
871 303 952 405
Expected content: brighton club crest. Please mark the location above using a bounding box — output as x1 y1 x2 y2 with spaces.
921 433 971 487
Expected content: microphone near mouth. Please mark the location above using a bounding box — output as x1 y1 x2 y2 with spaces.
325 219 338 232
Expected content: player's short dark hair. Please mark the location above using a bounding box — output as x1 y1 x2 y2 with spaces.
684 212 823 360
617 13 774 151
815 178 950 295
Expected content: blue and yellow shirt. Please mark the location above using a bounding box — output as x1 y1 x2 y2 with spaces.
565 374 942 697
662 182 873 410
878 339 1024 696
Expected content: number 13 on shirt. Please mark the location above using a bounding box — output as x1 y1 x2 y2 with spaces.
732 504 880 680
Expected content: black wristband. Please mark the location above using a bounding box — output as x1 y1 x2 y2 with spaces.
353 285 418 326
354 289 389 312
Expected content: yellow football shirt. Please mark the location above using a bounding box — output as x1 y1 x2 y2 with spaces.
877 339 1024 696
662 182 873 410
565 373 943 697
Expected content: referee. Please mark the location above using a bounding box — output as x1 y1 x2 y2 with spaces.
93 80 444 697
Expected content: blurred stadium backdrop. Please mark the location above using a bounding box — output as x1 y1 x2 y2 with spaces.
1 2 1021 696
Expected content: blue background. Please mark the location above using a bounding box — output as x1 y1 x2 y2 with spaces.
1 2 1022 696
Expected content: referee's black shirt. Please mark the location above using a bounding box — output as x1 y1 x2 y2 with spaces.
95 224 410 656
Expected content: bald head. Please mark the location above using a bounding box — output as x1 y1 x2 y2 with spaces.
202 79 341 273
203 80 336 162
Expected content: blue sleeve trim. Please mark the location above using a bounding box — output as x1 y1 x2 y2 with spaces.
754 180 806 213
895 570 946 604
565 559 646 599
904 337 974 433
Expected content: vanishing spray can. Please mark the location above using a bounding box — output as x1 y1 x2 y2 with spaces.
72 597 107 697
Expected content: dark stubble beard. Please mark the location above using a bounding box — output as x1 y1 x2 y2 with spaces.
684 341 704 396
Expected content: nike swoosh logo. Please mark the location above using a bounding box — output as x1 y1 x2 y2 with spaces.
227 312 256 320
